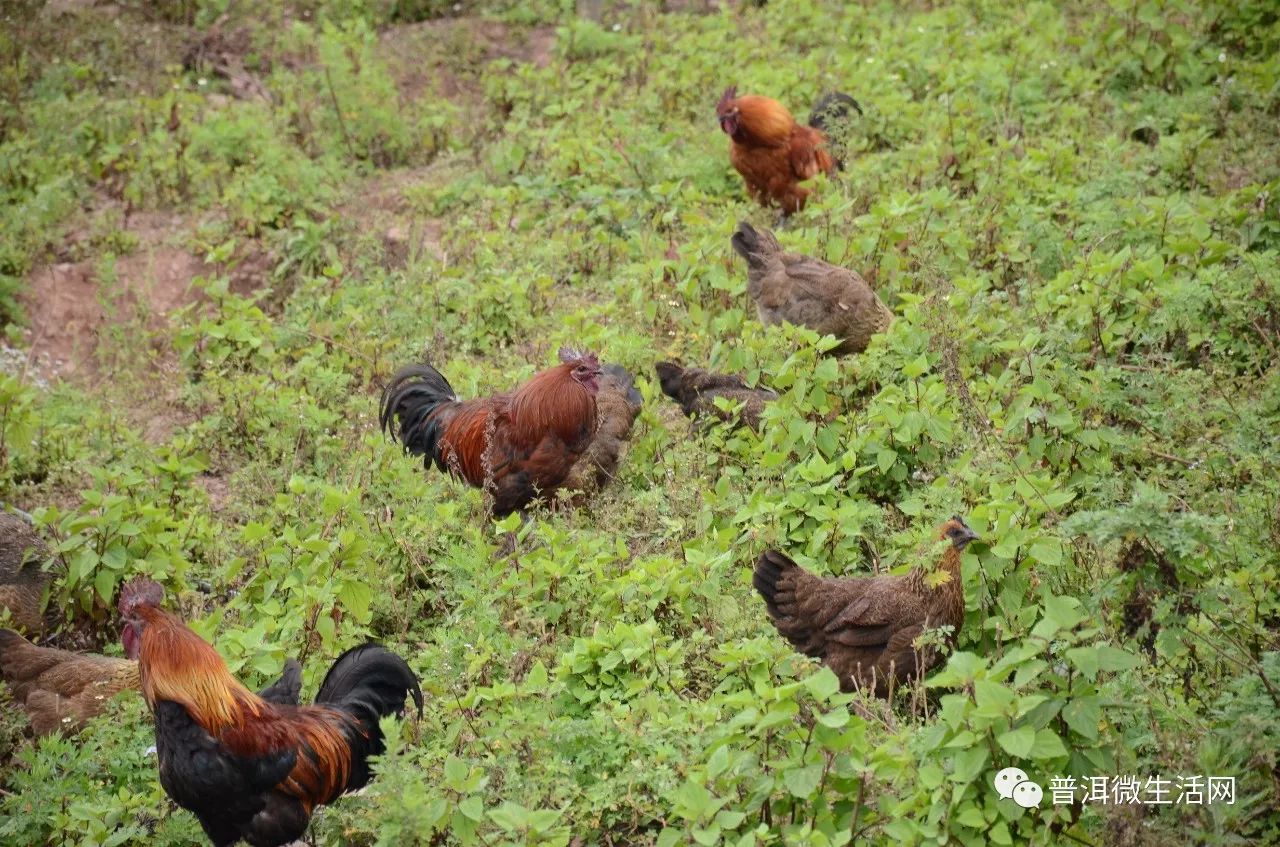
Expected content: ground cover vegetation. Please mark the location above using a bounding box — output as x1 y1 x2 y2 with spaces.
0 0 1278 844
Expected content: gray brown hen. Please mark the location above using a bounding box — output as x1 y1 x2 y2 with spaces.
731 221 892 355
565 364 643 496
754 516 979 697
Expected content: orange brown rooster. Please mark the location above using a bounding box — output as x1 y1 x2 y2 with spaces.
754 516 979 697
118 579 422 847
380 348 604 516
717 87 859 213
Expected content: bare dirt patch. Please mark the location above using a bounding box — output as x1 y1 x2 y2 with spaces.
21 201 274 384
338 165 450 268
380 17 556 104
21 263 104 380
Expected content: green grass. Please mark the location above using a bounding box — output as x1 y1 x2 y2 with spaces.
1 0 1279 845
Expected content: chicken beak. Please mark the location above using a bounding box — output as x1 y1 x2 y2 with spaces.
957 528 980 549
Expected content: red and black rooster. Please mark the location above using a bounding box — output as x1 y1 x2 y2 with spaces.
379 348 603 516
119 579 423 847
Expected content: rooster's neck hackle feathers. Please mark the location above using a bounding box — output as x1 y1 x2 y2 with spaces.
135 605 262 732
508 363 598 446
731 96 797 146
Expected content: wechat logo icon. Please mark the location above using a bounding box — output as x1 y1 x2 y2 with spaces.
994 767 1043 809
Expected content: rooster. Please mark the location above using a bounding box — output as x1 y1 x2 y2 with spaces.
118 579 423 847
380 348 603 516
716 87 859 213
0 629 302 735
753 516 979 697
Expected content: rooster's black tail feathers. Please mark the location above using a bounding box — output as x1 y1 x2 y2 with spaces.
808 91 861 134
380 364 458 470
316 643 424 792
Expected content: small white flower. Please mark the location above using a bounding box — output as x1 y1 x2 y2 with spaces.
1218 52 1226 63
917 26 925 33
198 77 208 86
865 57 875 64
612 23 622 32
1040 63 1048 70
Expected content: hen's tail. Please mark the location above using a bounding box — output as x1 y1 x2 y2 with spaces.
316 643 424 792
808 91 861 134
380 364 459 470
730 221 782 270
753 551 826 658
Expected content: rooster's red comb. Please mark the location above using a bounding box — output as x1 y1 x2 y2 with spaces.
118 577 164 615
558 347 601 369
718 85 738 109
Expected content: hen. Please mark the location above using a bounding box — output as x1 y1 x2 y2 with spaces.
0 512 53 633
0 628 301 735
716 87 859 213
654 362 776 431
380 348 602 517
564 364 643 496
732 221 892 355
119 578 422 847
753 516 979 697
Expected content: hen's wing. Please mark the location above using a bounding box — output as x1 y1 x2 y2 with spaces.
565 366 642 494
754 552 927 694
754 552 891 653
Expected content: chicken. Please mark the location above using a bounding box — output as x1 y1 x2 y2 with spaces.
564 364 643 496
732 221 892 356
716 86 859 213
0 512 53 634
654 362 776 430
119 578 423 847
0 628 302 735
379 348 603 517
753 516 979 697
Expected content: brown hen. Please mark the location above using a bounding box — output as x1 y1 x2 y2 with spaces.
565 364 643 496
753 516 979 697
0 628 303 735
732 221 892 356
0 512 53 634
654 362 777 430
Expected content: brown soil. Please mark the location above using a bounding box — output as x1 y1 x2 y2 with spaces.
380 17 555 104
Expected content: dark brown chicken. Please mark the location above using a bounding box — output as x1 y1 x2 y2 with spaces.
732 221 892 356
564 364 643 496
0 512 52 634
0 628 303 735
753 516 979 697
654 362 777 430
716 87 859 213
